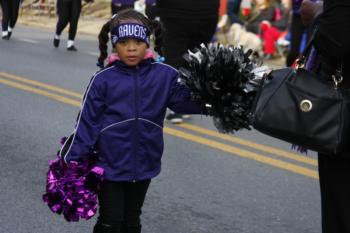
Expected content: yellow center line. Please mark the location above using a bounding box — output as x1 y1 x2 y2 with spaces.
0 72 83 99
178 123 317 166
0 78 81 107
165 127 318 179
0 74 319 179
0 71 313 165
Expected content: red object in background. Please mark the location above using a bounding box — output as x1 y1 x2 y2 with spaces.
242 8 251 16
260 21 270 31
261 24 281 55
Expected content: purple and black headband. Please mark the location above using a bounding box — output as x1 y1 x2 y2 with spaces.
111 23 151 47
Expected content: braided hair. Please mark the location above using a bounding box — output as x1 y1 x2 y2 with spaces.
97 9 164 68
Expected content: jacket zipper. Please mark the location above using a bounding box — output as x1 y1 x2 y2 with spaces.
132 66 139 183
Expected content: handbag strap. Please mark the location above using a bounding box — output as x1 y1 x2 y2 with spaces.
295 25 344 88
295 25 319 69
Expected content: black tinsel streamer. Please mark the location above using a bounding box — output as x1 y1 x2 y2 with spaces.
179 44 264 133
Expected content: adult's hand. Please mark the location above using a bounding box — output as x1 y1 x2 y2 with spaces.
300 0 323 26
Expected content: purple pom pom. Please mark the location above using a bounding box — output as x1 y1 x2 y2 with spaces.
43 150 104 221
60 137 68 145
291 144 308 154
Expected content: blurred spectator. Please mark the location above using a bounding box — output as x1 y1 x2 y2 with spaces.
111 0 135 15
156 0 220 123
245 0 276 34
260 0 291 58
271 0 291 31
243 0 291 58
243 0 278 58
0 0 21 40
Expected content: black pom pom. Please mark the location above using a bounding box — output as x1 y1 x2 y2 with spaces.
179 44 265 133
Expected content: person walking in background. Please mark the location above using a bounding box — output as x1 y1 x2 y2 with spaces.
300 0 350 232
156 0 220 124
0 0 21 40
53 0 90 51
62 8 205 233
111 0 135 15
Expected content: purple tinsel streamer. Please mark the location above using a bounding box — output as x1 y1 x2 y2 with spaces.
305 47 317 71
43 138 104 222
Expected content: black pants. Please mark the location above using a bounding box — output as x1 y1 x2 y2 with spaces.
0 0 21 31
55 0 81 40
286 14 311 66
161 17 218 69
318 154 350 233
96 179 151 228
111 3 133 15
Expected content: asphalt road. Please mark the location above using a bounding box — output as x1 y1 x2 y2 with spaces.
0 25 320 233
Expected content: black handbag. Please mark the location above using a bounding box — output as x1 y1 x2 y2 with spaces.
251 36 349 155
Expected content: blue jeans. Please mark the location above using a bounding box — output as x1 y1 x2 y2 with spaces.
227 0 242 24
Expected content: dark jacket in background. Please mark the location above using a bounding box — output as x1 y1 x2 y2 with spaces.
156 0 220 19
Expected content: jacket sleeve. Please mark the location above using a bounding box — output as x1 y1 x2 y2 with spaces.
60 76 105 163
314 3 350 61
167 73 206 115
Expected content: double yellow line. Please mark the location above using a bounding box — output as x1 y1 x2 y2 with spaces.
0 71 319 179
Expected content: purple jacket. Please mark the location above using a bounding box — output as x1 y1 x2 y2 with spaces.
60 58 203 182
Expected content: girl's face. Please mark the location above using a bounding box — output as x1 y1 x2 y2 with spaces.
115 38 147 66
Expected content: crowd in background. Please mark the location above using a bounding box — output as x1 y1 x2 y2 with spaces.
1 0 312 66
0 0 314 123
220 0 311 66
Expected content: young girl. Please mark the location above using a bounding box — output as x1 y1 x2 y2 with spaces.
60 9 205 233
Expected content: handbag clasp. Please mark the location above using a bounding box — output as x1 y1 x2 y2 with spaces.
300 100 313 112
295 57 305 69
332 72 343 89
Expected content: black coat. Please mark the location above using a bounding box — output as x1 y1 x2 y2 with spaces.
314 0 350 82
